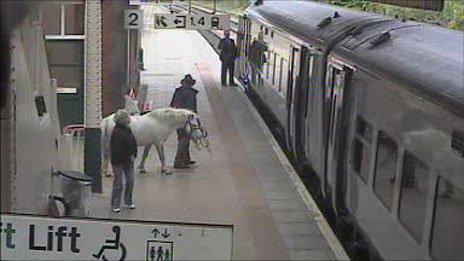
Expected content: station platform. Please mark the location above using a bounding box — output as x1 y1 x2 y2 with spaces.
89 28 348 260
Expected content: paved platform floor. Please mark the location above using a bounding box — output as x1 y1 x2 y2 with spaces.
89 28 347 260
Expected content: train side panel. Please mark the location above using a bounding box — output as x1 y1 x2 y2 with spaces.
338 63 464 260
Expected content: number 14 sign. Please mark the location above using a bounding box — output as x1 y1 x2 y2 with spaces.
189 14 230 30
154 13 230 30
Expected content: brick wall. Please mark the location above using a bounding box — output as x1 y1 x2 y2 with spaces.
101 0 129 117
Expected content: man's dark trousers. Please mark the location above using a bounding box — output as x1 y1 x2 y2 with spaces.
174 129 191 164
221 59 235 85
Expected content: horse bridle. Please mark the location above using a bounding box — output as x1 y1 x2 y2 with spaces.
186 118 209 140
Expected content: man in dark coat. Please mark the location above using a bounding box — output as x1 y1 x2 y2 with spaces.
218 30 237 86
170 74 198 169
110 109 137 213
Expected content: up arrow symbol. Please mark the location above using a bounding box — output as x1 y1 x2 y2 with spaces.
151 228 160 238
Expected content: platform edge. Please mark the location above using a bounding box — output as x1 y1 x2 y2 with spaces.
233 82 350 261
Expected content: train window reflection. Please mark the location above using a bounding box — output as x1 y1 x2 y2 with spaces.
351 116 373 183
356 116 373 143
399 152 430 242
431 178 464 261
272 52 277 85
278 58 284 92
374 132 398 210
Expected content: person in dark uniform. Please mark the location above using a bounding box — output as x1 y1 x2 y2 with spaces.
110 109 137 213
170 74 198 169
249 33 267 84
218 30 237 86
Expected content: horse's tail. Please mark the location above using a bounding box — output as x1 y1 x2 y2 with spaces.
101 118 110 174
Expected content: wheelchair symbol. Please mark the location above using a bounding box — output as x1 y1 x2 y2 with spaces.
93 226 127 261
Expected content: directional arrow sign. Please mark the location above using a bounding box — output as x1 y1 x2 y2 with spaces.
154 14 187 29
154 13 230 30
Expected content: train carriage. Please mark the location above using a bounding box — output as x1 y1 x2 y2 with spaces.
331 20 464 260
238 0 393 211
237 1 464 260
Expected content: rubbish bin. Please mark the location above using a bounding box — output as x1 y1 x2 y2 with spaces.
53 171 92 217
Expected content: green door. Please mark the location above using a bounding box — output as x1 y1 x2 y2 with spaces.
57 87 84 129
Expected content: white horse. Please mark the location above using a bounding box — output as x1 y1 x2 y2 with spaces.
101 107 205 175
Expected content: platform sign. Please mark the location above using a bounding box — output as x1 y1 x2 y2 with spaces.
154 13 230 30
1 214 233 260
125 10 144 29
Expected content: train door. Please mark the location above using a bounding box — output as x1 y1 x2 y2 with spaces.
286 46 300 152
325 58 353 212
237 16 251 83
303 51 324 174
293 47 316 160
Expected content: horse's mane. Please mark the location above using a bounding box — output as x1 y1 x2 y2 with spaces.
146 107 195 122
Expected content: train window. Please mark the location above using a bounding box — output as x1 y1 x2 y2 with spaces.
272 53 277 86
266 51 271 80
281 58 289 94
373 131 398 210
278 58 284 92
451 130 464 157
356 116 373 143
431 178 464 260
399 151 430 242
351 116 372 183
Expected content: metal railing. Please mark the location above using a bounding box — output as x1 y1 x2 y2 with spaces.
58 125 85 172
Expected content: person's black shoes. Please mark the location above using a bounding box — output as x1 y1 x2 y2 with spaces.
173 161 196 168
230 82 238 86
174 163 189 169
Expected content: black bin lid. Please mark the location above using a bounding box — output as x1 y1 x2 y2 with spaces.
55 171 92 182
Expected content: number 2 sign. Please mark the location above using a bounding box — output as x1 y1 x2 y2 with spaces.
124 10 144 29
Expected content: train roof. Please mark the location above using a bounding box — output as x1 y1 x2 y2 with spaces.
246 0 391 47
335 21 464 115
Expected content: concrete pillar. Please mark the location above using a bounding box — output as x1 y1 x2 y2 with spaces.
84 0 103 193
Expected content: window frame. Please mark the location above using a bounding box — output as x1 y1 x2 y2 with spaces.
42 2 85 40
397 150 431 243
42 2 85 92
45 39 85 90
350 115 374 184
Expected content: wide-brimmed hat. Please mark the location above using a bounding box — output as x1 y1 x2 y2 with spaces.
180 74 196 86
